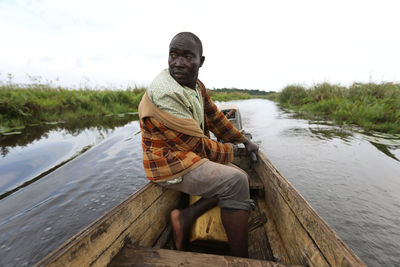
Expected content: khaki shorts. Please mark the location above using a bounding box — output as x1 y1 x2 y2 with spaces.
159 161 254 211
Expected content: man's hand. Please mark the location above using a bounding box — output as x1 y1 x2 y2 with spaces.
243 139 259 154
228 143 239 156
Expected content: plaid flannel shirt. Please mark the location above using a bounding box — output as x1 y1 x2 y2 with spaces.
139 80 247 182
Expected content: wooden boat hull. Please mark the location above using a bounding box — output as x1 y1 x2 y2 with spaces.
37 148 365 267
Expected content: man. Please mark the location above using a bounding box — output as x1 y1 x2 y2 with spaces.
138 32 258 258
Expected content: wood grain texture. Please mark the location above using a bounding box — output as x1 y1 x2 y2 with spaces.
109 247 303 267
256 195 291 264
248 170 264 190
153 224 172 249
249 227 274 261
36 183 180 267
255 151 366 267
189 195 228 243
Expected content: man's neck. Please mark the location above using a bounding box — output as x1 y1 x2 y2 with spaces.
187 76 198 90
178 80 197 90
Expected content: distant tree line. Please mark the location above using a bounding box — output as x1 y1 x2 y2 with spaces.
210 88 275 96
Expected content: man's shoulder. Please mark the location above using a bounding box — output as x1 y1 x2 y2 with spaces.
149 69 181 96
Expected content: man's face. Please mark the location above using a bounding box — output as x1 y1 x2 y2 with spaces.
168 37 205 89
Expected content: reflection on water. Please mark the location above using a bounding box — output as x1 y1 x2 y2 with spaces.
0 114 138 199
0 113 138 157
277 106 400 161
369 142 399 162
357 131 400 162
0 100 399 266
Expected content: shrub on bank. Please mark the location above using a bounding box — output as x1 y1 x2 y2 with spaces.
276 82 400 133
279 85 307 105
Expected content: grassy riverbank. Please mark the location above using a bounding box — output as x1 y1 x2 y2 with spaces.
270 82 400 133
0 84 145 132
208 88 273 101
0 84 268 132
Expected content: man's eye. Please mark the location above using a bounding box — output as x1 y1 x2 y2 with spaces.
170 53 177 58
185 55 192 59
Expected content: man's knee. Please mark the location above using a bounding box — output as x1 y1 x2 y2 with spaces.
231 171 249 190
223 171 249 198
218 169 252 210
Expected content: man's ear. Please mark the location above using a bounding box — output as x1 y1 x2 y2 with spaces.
200 56 205 67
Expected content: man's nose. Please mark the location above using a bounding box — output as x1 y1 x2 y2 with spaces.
175 56 184 66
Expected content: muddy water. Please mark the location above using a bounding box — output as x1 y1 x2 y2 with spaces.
0 100 399 266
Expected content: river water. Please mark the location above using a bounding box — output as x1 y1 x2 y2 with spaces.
0 99 399 266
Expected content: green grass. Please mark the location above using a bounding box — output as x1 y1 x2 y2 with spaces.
0 83 145 131
273 82 400 133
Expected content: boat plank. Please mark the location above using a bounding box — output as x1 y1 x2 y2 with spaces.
256 195 291 264
132 189 181 248
248 170 264 190
109 246 303 267
153 224 172 249
249 226 274 261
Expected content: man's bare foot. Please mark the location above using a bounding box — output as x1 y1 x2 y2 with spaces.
170 209 186 250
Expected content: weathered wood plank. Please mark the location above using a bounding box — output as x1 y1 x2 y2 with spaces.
256 195 291 264
248 170 264 190
109 246 303 267
255 151 366 267
36 183 180 267
92 187 181 266
249 226 274 261
132 189 180 247
248 202 274 261
153 224 172 249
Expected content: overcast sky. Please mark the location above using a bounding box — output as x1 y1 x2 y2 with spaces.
1 0 399 91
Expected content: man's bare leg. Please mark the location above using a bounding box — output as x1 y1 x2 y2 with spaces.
221 209 249 258
170 197 218 250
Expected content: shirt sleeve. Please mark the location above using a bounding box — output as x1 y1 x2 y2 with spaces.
146 117 234 164
203 90 247 144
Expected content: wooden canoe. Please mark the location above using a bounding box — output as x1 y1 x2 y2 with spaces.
36 109 366 267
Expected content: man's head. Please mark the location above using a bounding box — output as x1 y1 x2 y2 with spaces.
168 32 205 89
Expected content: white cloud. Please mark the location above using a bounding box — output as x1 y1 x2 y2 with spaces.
0 0 399 90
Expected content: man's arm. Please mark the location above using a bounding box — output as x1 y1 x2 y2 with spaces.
203 89 259 154
144 117 235 164
203 91 247 143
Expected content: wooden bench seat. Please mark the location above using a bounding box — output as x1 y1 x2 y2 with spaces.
109 246 303 267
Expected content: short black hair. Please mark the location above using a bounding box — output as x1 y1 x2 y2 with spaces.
172 32 203 56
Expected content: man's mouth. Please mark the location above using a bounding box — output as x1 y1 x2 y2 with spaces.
173 72 186 78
